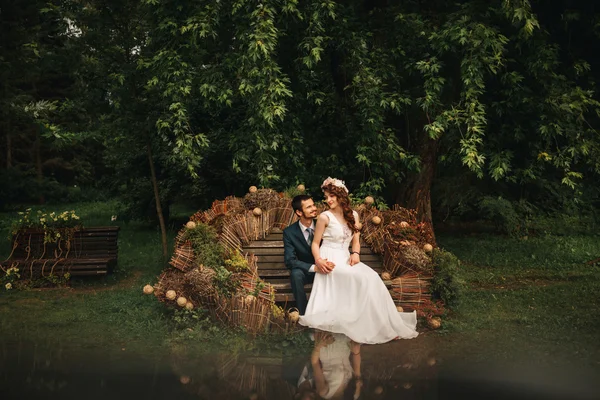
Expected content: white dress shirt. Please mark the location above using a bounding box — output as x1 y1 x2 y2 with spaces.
299 220 316 273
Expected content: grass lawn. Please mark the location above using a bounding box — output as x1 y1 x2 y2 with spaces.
438 232 600 370
1 201 599 371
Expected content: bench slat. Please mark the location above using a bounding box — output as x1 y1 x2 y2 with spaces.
245 247 376 256
252 254 382 263
258 261 383 270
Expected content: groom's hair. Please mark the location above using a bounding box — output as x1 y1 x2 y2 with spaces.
292 195 312 213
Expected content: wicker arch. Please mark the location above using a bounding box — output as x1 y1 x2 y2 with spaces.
173 189 435 310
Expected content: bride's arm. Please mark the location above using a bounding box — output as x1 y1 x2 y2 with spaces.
349 212 361 266
312 213 332 271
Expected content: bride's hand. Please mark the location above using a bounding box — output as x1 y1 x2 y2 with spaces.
349 253 360 266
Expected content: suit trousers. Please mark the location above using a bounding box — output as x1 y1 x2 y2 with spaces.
290 268 315 315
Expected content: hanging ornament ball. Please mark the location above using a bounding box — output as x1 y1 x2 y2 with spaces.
427 317 442 330
185 221 196 230
427 357 437 366
381 272 391 281
185 302 194 310
288 310 300 323
371 216 382 225
143 284 154 295
423 243 433 253
374 386 384 395
253 207 262 216
396 305 404 312
165 290 177 301
249 186 258 193
177 297 187 307
403 382 413 390
179 375 191 385
399 221 410 228
297 184 306 192
365 196 375 205
245 294 256 304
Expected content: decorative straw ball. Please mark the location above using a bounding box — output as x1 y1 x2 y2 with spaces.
185 302 194 310
288 310 300 323
249 185 258 193
427 316 442 330
297 184 306 192
165 290 177 301
399 221 410 228
381 272 391 281
185 220 196 230
245 294 256 304
253 207 262 216
423 243 433 253
427 357 437 366
143 284 154 295
403 382 413 390
374 386 384 395
365 196 375 205
371 216 382 225
396 305 404 312
176 297 187 307
179 375 191 385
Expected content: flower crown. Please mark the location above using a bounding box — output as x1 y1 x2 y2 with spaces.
321 177 349 193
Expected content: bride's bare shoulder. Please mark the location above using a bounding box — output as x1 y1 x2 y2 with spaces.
317 211 330 224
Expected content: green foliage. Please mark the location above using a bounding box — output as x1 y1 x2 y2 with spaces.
430 248 465 308
283 186 305 199
0 266 21 291
10 208 82 243
224 252 249 272
477 196 524 236
181 224 225 270
41 272 71 288
211 266 240 298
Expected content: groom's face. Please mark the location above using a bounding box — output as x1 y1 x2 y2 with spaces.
298 198 317 219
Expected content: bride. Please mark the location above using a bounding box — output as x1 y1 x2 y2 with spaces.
299 177 419 344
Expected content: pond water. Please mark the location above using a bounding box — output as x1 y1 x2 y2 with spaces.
1 332 597 400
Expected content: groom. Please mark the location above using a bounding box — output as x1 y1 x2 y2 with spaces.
283 195 334 315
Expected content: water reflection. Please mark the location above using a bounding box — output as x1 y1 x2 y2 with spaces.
1 335 598 399
295 331 362 399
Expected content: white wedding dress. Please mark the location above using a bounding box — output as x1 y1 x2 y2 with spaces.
299 210 419 344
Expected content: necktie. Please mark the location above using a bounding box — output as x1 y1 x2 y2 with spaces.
307 227 314 245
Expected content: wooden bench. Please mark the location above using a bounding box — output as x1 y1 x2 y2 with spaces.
243 228 386 304
1 226 119 277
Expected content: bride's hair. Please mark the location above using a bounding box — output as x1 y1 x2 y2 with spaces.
322 184 358 233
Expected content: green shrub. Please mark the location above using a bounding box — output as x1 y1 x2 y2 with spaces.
181 224 225 269
478 196 524 236
431 248 465 307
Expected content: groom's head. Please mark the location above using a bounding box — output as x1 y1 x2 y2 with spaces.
292 195 317 219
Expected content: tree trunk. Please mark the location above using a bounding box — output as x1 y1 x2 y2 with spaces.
34 127 44 204
395 136 439 243
6 133 11 168
147 143 169 261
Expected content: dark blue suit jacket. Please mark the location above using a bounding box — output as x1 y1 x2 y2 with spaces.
283 221 315 273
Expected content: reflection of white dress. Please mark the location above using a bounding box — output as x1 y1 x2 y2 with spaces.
299 211 418 344
319 333 353 399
